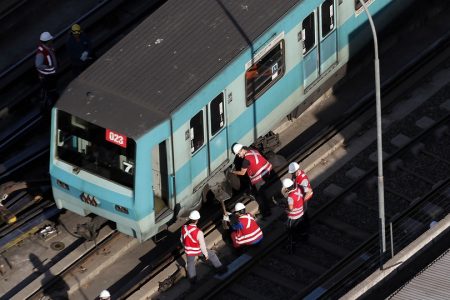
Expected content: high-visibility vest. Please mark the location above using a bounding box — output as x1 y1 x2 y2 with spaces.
181 224 202 256
234 213 263 245
293 170 313 201
245 150 272 185
36 44 57 75
287 187 305 220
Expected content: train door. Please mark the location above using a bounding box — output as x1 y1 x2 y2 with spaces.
301 11 318 88
152 140 171 217
208 93 227 171
302 0 337 89
190 108 208 188
319 0 337 73
190 92 228 189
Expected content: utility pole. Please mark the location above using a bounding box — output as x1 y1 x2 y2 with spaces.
358 0 386 269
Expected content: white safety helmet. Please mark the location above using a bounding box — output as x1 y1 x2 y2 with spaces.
232 143 243 155
40 31 53 42
234 202 246 212
282 178 294 189
99 290 111 299
288 162 300 174
189 210 200 220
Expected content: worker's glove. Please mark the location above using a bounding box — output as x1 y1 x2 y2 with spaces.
80 51 89 61
223 212 231 222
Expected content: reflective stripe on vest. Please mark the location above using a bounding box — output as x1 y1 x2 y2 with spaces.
245 150 272 185
234 214 263 245
182 224 202 256
37 46 56 75
287 188 304 220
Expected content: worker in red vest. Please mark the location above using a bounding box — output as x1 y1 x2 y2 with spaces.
181 210 227 285
35 31 58 111
288 162 313 202
282 178 308 253
230 143 273 217
226 202 263 248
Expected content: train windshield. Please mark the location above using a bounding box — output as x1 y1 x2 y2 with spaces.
56 110 136 188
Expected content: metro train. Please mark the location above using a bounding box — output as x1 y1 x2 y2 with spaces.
49 0 416 241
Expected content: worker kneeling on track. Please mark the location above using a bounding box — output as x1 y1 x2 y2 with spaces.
281 178 309 253
181 210 227 285
224 202 263 249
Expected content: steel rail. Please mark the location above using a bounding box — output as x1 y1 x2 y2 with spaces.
0 0 119 83
185 37 450 300
301 179 450 300
123 20 450 300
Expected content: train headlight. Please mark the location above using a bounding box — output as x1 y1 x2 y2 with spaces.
56 180 70 190
80 193 100 207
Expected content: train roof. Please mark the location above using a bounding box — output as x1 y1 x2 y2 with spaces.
56 0 298 138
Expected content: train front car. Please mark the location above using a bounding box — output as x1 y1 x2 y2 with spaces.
50 109 140 235
49 102 173 241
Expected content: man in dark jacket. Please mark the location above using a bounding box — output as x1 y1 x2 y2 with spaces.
66 24 94 75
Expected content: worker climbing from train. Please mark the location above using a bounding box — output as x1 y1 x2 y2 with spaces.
281 178 308 254
230 143 273 218
35 31 58 113
181 210 227 286
224 202 263 249
288 162 313 202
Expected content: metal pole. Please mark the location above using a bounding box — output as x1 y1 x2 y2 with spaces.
358 0 386 269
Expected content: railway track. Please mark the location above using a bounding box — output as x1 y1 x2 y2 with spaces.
140 19 450 300
182 55 450 300
0 0 167 241
0 1 449 299
0 0 167 179
6 219 118 299
0 0 27 23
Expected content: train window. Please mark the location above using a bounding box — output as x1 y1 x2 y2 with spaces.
302 12 316 55
321 0 334 38
190 110 204 154
355 0 372 11
56 110 136 188
245 41 285 104
209 93 225 136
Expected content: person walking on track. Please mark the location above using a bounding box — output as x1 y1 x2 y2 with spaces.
181 210 227 285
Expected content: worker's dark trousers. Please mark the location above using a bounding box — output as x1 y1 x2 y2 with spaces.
38 74 58 113
253 172 274 216
286 213 309 242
